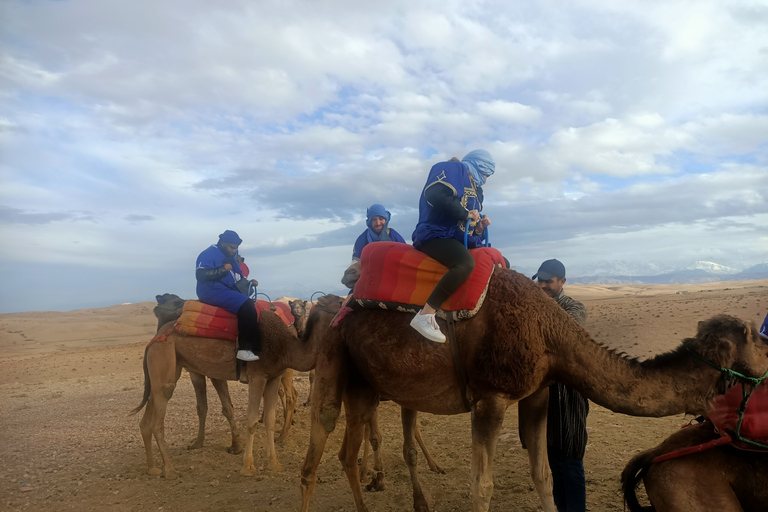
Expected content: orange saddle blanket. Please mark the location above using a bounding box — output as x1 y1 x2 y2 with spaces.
174 299 294 342
352 242 506 315
708 381 768 446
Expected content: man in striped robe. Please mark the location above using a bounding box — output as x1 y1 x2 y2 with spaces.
533 259 589 512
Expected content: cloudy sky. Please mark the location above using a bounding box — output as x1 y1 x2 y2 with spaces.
1 0 767 313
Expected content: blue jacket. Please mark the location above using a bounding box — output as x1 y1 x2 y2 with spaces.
352 227 406 260
412 160 485 248
195 243 249 313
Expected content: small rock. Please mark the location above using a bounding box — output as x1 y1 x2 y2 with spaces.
20 486 33 492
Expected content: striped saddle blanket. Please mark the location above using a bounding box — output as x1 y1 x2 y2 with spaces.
174 299 294 342
708 381 768 448
351 242 506 319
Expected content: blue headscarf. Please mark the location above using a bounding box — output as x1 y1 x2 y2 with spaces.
365 204 391 244
461 149 495 187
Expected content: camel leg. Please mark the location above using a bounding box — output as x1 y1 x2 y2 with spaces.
210 378 243 454
518 390 556 512
187 371 208 450
414 413 444 474
469 397 507 512
363 409 385 492
402 407 430 512
300 348 347 512
139 395 160 476
142 341 181 479
262 375 284 472
303 369 315 406
240 371 268 476
338 386 378 512
276 369 297 444
359 422 371 484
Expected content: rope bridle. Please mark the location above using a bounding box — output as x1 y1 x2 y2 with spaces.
686 348 768 450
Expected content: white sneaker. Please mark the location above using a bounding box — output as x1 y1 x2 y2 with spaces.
410 311 446 343
236 350 260 362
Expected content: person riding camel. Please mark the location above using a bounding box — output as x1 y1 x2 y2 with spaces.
195 230 261 361
351 203 406 263
410 150 494 342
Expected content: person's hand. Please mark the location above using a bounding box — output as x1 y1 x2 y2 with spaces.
467 209 480 221
250 279 259 287
223 263 233 271
478 216 491 229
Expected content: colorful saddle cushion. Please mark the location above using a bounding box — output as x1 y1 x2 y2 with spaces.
352 242 506 316
174 299 292 341
708 381 768 447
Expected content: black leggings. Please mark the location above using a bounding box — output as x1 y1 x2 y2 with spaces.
416 237 475 310
236 299 262 353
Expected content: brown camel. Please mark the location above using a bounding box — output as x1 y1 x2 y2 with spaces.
299 296 446 490
152 294 301 450
299 269 768 512
621 419 767 511
133 296 314 479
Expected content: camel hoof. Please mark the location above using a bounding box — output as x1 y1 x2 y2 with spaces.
276 435 287 445
414 502 430 512
164 469 179 480
365 477 385 492
147 467 162 476
240 466 257 477
429 465 446 475
267 461 284 472
187 440 204 450
226 444 244 455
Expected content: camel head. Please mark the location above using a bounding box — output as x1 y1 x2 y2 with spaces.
154 293 185 332
685 314 768 386
289 299 310 338
341 261 361 289
301 294 345 344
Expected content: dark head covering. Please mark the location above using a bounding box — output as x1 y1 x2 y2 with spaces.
533 259 566 281
218 230 242 245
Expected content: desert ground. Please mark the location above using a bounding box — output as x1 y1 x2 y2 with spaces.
1 278 766 512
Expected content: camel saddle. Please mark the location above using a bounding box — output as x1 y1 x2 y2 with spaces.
708 381 768 449
173 299 294 342
351 242 506 320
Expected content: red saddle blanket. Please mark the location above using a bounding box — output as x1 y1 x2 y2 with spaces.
174 300 294 341
352 242 506 313
708 381 768 446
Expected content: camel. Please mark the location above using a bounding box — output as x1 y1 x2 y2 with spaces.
299 268 768 512
152 294 302 449
133 295 312 479
621 419 768 511
299 296 446 490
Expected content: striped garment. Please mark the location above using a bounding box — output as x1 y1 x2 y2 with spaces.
174 299 293 341
352 241 506 313
547 291 589 459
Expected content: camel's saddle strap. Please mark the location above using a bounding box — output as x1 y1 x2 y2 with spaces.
446 315 471 412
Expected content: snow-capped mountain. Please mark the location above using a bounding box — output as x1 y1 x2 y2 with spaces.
689 261 739 274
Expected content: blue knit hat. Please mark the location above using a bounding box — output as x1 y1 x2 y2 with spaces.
218 230 242 245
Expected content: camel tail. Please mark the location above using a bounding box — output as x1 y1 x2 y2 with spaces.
620 450 655 512
129 343 151 416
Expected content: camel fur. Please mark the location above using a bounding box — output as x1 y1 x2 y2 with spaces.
300 268 768 512
132 294 310 479
621 419 768 512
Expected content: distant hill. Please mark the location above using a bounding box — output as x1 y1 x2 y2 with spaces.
569 263 768 285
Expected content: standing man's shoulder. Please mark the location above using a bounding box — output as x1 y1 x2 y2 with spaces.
557 293 587 326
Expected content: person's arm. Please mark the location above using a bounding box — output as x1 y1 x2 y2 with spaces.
196 265 230 282
424 184 471 221
564 300 587 326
